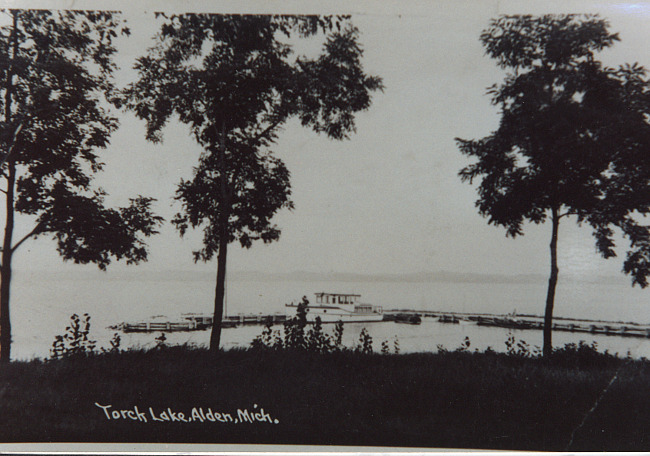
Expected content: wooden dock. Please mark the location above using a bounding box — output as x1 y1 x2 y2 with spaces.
116 308 650 339
115 312 288 333
384 309 650 339
223 313 288 326
474 316 650 338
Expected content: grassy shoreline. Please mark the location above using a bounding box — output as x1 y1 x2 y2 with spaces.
1 346 649 451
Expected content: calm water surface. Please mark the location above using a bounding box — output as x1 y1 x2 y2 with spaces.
10 271 650 360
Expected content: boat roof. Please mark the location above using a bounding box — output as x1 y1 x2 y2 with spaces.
315 292 361 297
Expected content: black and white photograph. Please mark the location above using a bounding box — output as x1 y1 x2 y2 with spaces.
1 0 650 452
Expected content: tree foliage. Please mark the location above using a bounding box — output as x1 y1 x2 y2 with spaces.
172 141 293 261
1 9 162 265
128 14 382 145
457 14 650 354
0 10 163 362
128 15 383 260
127 14 383 351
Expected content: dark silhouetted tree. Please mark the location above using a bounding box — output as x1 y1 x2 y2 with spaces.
458 15 650 356
0 10 163 362
127 14 383 352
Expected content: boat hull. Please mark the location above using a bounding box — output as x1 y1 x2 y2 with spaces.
286 305 384 323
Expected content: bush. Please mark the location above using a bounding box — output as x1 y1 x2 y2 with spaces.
499 332 619 367
504 332 540 358
251 320 279 350
547 340 620 369
50 313 96 359
333 320 344 349
50 314 122 360
106 332 122 353
155 332 168 348
306 317 333 353
456 336 471 352
252 296 359 354
283 296 309 349
356 328 373 354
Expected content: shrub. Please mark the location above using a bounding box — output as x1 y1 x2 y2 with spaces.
306 317 333 353
356 328 373 354
155 332 167 348
105 332 122 353
252 321 277 350
252 296 347 354
50 313 97 359
504 332 539 358
456 336 471 352
333 320 344 349
547 340 620 368
283 296 309 349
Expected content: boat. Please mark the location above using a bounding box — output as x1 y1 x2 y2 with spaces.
286 292 384 323
438 314 460 324
394 313 422 325
476 316 536 330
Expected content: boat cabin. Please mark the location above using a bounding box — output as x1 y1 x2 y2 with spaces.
315 292 360 305
355 304 376 314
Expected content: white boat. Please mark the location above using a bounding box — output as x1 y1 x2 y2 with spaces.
286 292 384 323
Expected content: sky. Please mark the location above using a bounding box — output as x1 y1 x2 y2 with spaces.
9 0 650 283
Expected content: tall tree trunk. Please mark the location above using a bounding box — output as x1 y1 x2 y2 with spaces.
209 231 228 352
543 207 560 357
0 11 18 364
0 162 15 363
209 123 230 353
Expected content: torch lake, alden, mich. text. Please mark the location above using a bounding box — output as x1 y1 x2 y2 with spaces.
95 403 279 424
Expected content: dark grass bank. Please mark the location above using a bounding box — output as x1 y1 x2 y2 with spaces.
0 346 648 451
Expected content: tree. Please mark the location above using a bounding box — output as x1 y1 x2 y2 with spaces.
0 10 163 362
457 14 650 356
127 14 383 352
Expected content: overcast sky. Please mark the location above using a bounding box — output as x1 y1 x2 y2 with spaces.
11 0 650 281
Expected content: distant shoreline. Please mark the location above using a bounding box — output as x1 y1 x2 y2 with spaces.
12 268 626 286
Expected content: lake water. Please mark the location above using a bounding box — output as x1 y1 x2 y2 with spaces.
9 271 650 360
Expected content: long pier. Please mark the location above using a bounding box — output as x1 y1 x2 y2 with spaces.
384 309 650 339
114 312 288 333
114 309 650 339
